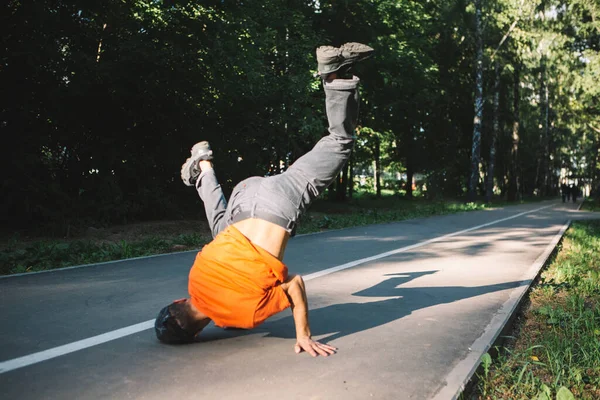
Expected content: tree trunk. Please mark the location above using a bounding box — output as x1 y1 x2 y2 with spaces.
535 55 549 196
406 166 413 199
348 154 354 200
507 64 520 202
543 68 550 195
468 0 484 202
374 136 382 198
595 137 600 196
337 161 348 202
590 128 599 196
486 60 500 202
405 134 414 200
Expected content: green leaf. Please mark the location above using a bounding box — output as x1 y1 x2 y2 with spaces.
481 352 492 369
480 352 492 376
538 383 551 398
556 386 575 400
536 392 550 400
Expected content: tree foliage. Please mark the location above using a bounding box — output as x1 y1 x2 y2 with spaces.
1 0 598 232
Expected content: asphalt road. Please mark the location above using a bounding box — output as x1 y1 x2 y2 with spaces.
1 200 597 400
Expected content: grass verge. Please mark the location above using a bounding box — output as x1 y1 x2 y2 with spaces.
582 197 600 212
0 233 208 275
1 195 490 276
297 196 485 233
474 219 600 399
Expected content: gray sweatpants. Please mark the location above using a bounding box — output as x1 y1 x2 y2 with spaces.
195 76 360 238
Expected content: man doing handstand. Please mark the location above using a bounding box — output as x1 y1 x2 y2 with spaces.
155 42 373 357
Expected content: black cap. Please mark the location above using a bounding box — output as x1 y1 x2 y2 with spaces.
154 304 196 344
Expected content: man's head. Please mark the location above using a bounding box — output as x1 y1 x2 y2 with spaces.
155 299 209 344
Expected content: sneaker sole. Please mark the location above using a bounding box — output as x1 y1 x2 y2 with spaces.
180 142 212 187
317 43 374 76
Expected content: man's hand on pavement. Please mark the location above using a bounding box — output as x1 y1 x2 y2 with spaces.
282 275 336 357
295 336 337 357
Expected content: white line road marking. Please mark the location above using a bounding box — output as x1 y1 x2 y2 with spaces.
0 204 554 374
0 321 154 374
303 204 554 280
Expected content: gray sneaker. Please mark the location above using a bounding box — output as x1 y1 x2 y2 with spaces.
180 141 213 186
316 42 374 77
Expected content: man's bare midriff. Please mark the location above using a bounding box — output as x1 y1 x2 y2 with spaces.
232 218 290 260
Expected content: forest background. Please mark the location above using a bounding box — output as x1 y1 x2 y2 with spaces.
2 0 599 235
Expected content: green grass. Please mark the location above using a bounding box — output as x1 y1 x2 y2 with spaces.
474 220 600 400
582 197 600 212
297 196 485 233
0 233 209 275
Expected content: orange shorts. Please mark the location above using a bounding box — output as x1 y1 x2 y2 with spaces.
188 226 291 329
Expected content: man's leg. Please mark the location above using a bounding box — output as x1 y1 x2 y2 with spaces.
181 142 228 238
285 43 373 205
284 75 361 205
252 43 373 228
254 75 360 226
195 166 228 238
191 43 373 234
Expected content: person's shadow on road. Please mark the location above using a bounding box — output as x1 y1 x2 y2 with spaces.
262 270 525 342
199 270 526 343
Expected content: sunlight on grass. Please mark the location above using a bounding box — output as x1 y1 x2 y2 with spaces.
297 197 487 234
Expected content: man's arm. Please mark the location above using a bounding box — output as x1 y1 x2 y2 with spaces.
280 274 337 357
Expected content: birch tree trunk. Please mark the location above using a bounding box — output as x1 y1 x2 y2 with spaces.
468 0 484 202
543 65 550 195
593 133 599 196
535 55 549 196
507 64 521 202
486 60 500 202
374 136 382 198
